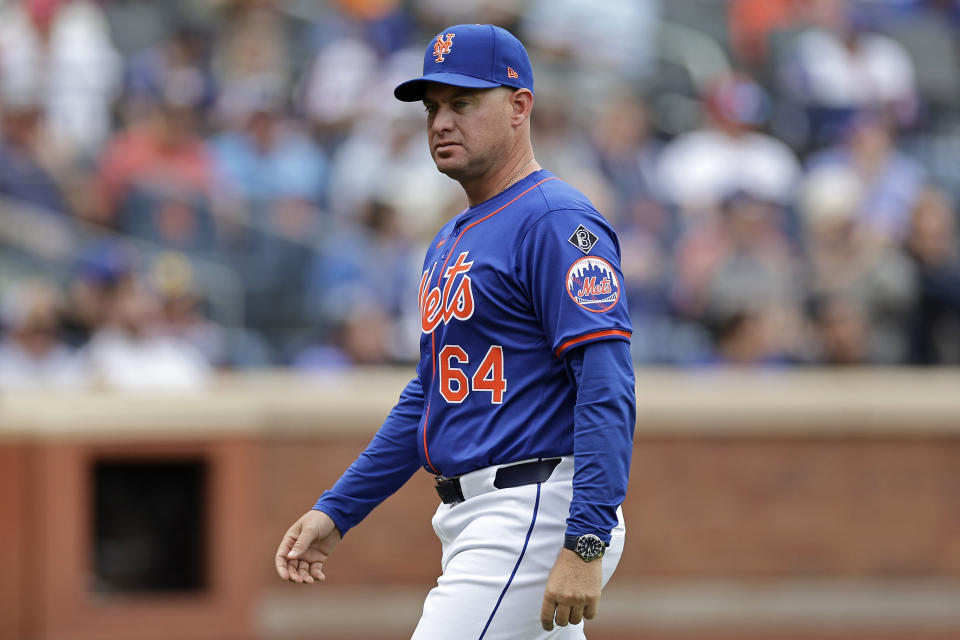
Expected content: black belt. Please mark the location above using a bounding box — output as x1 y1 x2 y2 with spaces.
434 458 562 505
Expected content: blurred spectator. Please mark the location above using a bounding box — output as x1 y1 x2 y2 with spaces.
586 94 676 362
304 198 423 363
0 0 122 158
326 0 411 57
728 0 803 68
903 186 960 363
60 242 136 347
292 302 394 369
0 279 87 389
84 278 211 391
211 0 310 93
522 0 660 83
149 251 229 368
527 83 594 194
806 111 925 243
673 191 802 364
95 76 217 252
800 166 916 363
710 309 786 366
301 35 381 138
100 0 196 58
124 20 217 124
585 93 664 226
2 2 958 372
0 97 72 215
209 77 329 341
782 0 918 134
212 77 327 212
326 108 463 237
412 0 525 33
809 294 871 365
657 73 801 221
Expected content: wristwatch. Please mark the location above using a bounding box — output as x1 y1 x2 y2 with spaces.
563 534 606 562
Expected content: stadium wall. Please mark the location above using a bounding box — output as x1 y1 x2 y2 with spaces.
1 369 959 640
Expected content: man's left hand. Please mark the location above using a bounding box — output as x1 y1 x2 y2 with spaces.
540 548 603 630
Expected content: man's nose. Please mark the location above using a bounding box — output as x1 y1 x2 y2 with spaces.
430 105 454 134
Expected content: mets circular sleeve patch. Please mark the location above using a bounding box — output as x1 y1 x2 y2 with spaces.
565 256 621 313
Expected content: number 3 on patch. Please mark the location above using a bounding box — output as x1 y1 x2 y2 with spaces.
439 345 506 404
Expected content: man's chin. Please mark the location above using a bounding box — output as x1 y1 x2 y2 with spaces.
434 159 467 180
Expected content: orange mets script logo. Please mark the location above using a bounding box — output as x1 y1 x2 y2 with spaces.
420 251 474 333
433 33 455 63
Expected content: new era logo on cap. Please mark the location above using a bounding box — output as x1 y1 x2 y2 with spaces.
394 24 533 102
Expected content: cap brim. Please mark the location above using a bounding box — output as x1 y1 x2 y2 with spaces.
394 72 502 102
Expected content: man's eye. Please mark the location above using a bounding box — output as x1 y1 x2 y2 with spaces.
454 101 469 109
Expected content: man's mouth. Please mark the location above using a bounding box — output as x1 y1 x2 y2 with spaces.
435 142 460 153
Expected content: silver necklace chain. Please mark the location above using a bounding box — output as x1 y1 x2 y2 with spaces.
502 157 536 192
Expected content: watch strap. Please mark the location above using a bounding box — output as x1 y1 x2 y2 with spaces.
563 534 608 548
563 533 607 561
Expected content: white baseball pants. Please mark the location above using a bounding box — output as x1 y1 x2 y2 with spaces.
411 457 626 640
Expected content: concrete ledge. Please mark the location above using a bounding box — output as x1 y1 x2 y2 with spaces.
256 580 960 638
2 368 959 439
600 579 960 631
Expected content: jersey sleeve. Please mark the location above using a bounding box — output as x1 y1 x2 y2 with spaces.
312 376 424 535
516 208 632 357
562 339 636 543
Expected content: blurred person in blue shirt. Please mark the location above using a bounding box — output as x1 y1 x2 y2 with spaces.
0 96 72 216
124 21 218 124
303 198 423 364
211 77 328 214
902 186 960 363
806 111 924 244
209 77 328 340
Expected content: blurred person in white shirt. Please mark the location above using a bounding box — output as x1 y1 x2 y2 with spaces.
784 0 918 129
84 278 211 391
657 73 801 224
0 279 87 390
0 0 122 159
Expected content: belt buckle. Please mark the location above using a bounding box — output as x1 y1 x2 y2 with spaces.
434 475 465 505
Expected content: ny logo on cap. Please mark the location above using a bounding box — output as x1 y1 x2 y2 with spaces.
433 33 455 63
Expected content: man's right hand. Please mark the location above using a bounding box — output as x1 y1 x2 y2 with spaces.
275 509 342 584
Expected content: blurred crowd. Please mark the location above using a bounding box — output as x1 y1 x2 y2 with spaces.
1 0 960 390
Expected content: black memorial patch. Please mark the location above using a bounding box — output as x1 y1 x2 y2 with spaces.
568 224 599 254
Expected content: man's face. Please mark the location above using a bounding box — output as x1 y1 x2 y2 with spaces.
422 83 514 182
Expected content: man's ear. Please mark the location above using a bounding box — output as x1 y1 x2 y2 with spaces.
510 89 534 127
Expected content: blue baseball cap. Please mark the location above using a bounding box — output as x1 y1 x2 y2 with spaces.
394 24 533 102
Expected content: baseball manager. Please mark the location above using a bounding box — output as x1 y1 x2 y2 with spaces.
275 23 635 639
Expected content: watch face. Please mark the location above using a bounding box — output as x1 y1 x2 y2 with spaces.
576 534 605 561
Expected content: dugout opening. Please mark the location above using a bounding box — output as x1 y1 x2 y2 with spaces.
91 458 208 594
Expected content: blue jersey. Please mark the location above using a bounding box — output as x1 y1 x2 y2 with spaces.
314 170 635 541
415 170 631 475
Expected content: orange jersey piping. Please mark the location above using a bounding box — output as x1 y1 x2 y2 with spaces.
555 329 631 358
